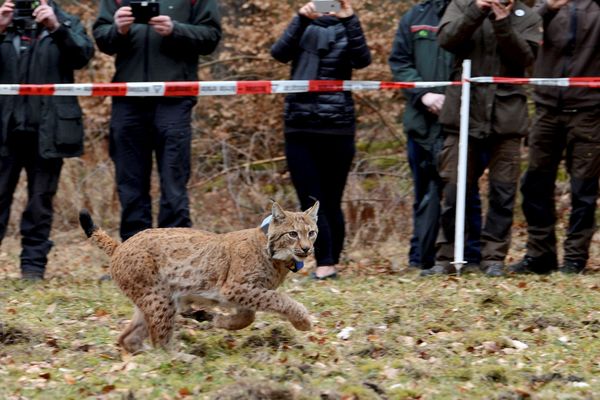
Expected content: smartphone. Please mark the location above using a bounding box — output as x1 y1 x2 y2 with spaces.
130 1 160 24
314 0 341 13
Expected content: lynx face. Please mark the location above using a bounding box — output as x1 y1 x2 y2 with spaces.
268 202 319 262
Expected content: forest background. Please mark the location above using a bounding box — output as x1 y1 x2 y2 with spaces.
7 0 597 272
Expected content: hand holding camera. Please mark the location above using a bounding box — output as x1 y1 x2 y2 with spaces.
115 1 169 36
32 0 58 32
148 15 173 36
114 6 134 35
490 0 513 20
0 0 15 33
300 0 353 19
546 0 570 10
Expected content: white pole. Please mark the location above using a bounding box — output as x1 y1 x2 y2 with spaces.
453 59 471 274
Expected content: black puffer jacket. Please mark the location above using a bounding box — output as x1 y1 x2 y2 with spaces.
271 14 371 135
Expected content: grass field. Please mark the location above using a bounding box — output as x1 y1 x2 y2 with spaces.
1 231 599 400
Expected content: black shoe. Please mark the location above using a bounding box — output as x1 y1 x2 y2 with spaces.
420 264 457 277
21 271 44 281
482 263 505 277
560 261 585 275
508 255 558 275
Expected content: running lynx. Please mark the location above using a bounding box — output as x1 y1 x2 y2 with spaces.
79 202 319 353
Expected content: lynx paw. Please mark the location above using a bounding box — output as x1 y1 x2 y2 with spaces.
291 314 312 331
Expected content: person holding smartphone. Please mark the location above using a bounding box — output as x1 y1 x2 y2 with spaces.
93 0 221 242
271 0 371 280
421 0 542 277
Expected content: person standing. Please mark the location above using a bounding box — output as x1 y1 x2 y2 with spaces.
388 0 484 271
509 0 600 275
420 0 542 277
271 0 371 279
93 0 221 241
0 0 94 280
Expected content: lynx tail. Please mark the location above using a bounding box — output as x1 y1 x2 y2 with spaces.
79 209 119 257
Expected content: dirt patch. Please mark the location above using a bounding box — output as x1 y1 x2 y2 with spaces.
242 327 294 350
0 323 29 345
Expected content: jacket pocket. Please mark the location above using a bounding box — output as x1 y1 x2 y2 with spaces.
54 102 83 146
492 89 529 136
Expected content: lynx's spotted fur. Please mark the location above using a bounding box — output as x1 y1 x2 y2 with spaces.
79 202 319 353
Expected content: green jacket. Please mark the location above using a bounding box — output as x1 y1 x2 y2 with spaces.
389 0 453 151
93 0 222 83
438 0 542 138
0 2 94 158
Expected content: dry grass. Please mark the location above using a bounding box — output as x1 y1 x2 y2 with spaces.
1 231 600 399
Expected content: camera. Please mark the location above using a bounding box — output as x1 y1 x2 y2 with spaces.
130 1 160 24
12 0 39 29
314 0 341 13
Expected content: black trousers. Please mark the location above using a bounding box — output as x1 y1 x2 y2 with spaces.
110 97 194 241
521 105 600 266
285 132 355 266
0 131 63 276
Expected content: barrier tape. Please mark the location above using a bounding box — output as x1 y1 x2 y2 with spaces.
1 77 599 96
469 77 600 88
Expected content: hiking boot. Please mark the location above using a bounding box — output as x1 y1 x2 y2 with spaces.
420 264 457 277
482 263 505 277
560 261 585 275
508 255 558 275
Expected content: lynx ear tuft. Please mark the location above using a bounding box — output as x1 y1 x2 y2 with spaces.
305 201 319 222
271 202 286 222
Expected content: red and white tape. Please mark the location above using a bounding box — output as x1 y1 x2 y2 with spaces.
0 77 598 96
469 77 600 88
0 80 459 96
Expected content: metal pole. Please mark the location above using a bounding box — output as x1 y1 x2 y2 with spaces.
453 59 471 274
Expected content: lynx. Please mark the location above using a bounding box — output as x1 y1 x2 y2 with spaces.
79 202 319 353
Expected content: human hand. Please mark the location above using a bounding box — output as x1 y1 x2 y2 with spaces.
149 15 173 36
33 0 59 32
490 0 513 20
421 93 445 115
546 0 569 10
114 6 134 35
0 0 15 33
475 0 493 10
333 0 353 18
299 2 321 19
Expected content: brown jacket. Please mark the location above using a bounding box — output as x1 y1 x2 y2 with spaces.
533 0 600 109
437 0 542 138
